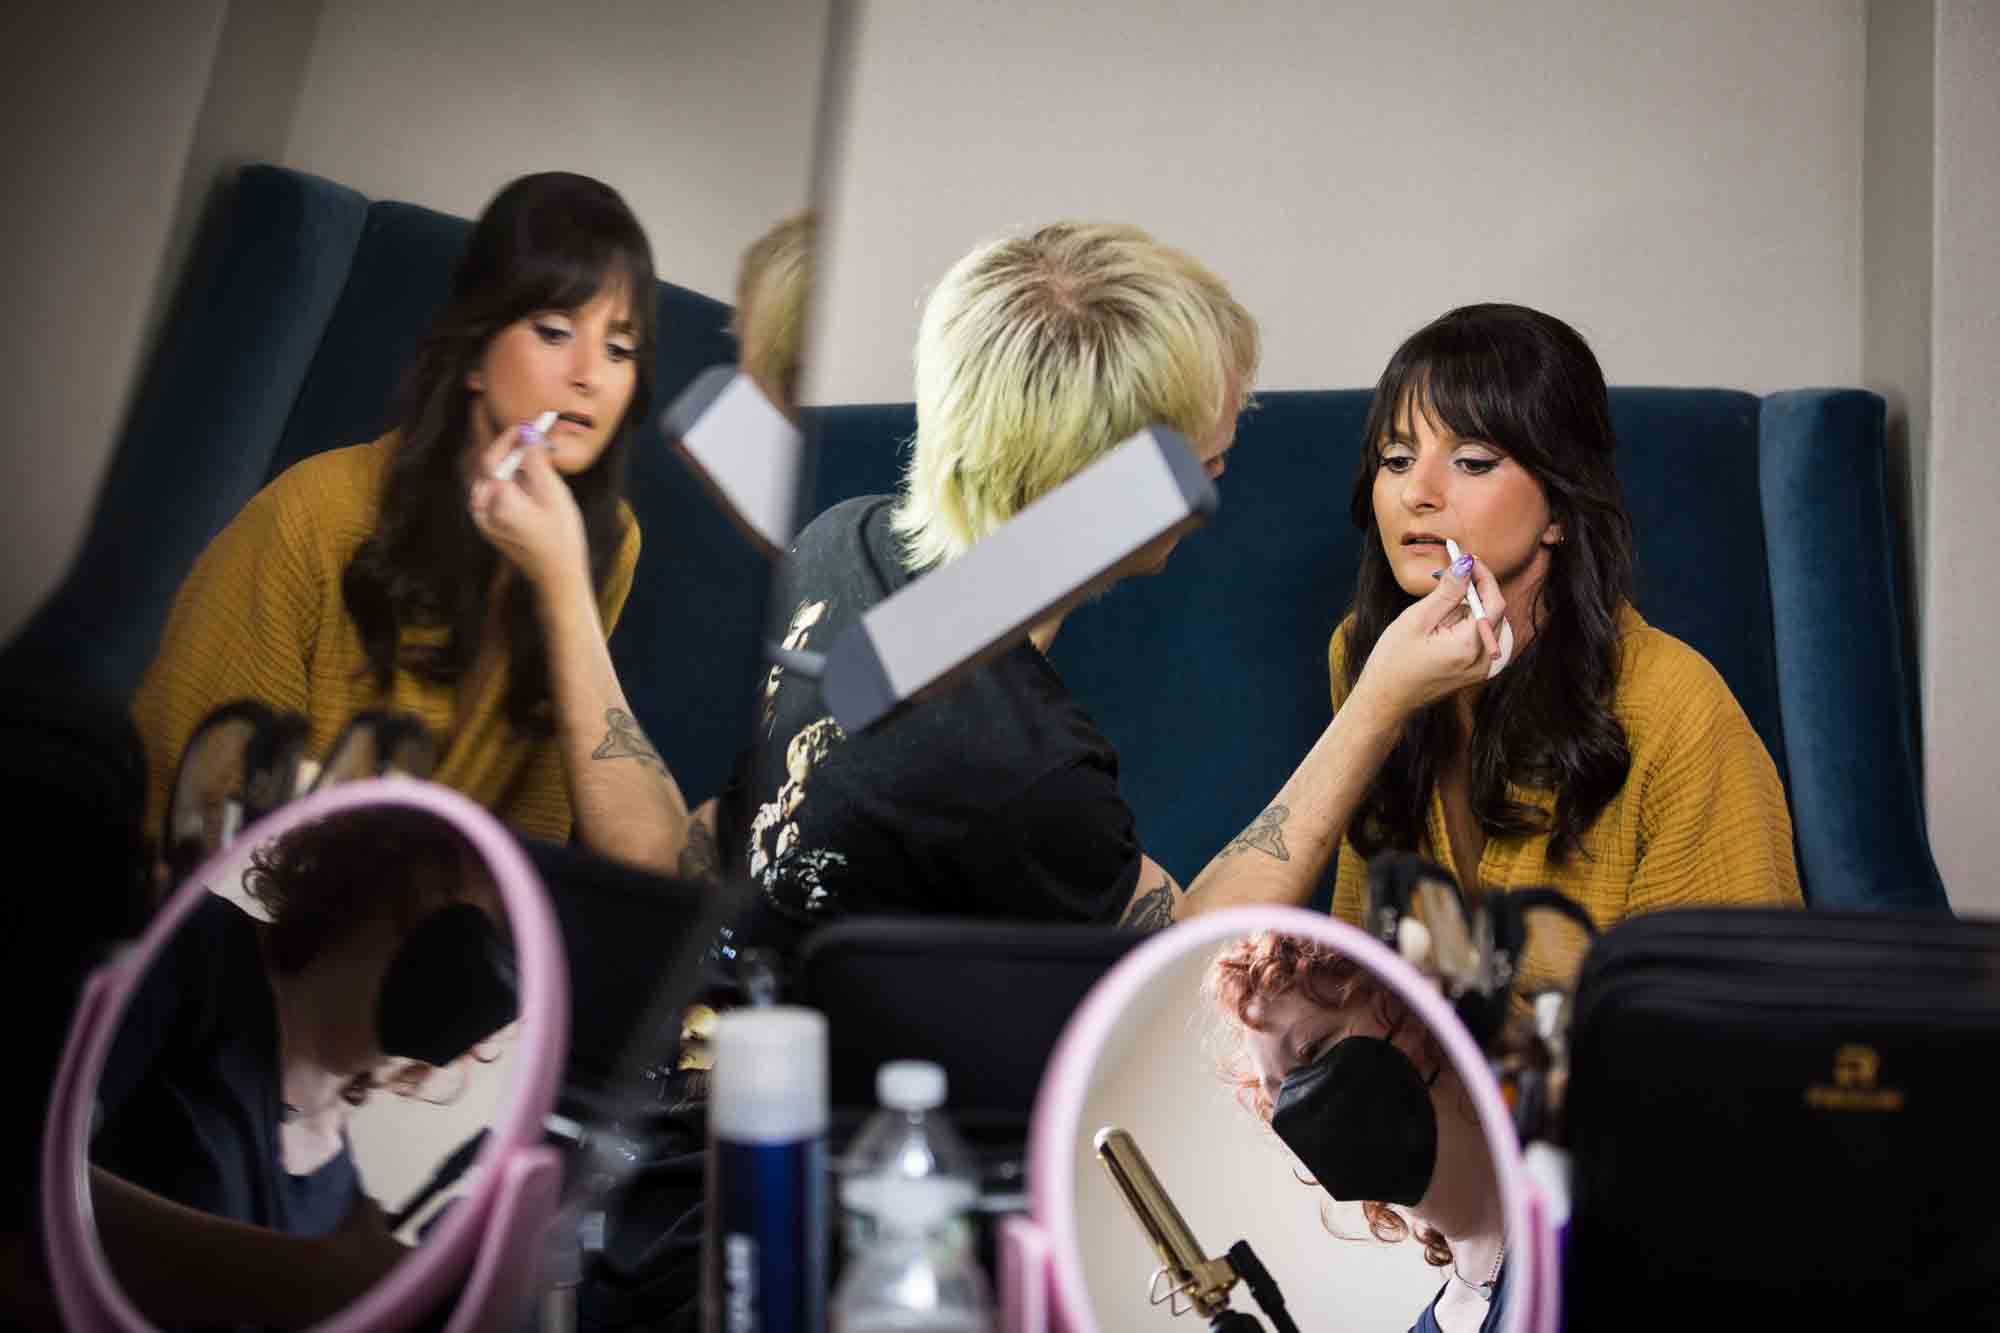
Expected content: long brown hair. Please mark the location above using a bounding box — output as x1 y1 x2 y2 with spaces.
342 172 657 730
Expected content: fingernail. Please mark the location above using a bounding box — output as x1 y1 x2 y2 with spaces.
1430 568 1444 580
1450 554 1474 578
519 421 546 445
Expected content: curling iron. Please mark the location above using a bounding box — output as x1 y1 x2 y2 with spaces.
1093 1126 1299 1333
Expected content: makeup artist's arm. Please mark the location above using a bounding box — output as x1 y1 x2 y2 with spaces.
90 1167 405 1328
471 441 693 873
1122 560 1506 925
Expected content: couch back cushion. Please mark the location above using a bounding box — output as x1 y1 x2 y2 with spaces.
802 388 1787 901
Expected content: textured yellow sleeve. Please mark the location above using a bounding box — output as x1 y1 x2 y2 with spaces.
494 509 644 845
1626 647 1804 912
130 485 321 846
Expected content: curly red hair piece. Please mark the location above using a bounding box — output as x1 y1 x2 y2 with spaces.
1204 931 1454 1268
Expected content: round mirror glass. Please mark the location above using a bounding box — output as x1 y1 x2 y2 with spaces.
1036 907 1549 1333
52 782 556 1333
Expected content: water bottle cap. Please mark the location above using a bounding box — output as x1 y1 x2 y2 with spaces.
877 1059 946 1110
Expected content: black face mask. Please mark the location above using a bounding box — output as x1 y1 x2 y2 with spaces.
1271 1035 1439 1207
377 903 518 1066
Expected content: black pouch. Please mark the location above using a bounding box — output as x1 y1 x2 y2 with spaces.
1562 906 2000 1328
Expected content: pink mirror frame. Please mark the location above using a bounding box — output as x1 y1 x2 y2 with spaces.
41 776 571 1333
999 905 1562 1333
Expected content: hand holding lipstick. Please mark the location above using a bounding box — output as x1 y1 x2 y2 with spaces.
469 416 590 594
1444 538 1513 675
1351 551 1509 719
492 410 559 482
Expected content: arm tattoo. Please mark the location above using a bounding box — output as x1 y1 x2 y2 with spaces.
591 708 667 774
1120 873 1178 932
678 817 722 883
1220 803 1292 862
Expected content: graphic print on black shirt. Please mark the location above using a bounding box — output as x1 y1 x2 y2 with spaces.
716 496 1144 968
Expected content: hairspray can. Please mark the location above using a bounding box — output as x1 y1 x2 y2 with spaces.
706 1006 828 1333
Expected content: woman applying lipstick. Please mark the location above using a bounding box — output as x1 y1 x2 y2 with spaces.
135 173 701 875
1325 304 1801 991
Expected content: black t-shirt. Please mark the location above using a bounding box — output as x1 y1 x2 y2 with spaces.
713 497 1143 966
92 893 359 1237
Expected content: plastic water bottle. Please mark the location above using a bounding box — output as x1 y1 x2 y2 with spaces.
832 1062 991 1333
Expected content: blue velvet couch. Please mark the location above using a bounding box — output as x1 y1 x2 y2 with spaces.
2 165 1945 912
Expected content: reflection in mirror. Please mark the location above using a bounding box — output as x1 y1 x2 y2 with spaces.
1076 931 1509 1333
87 805 517 1330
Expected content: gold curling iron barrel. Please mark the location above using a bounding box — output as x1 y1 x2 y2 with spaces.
1092 1126 1243 1321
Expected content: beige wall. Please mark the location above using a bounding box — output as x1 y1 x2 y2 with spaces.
1 0 232 645
1924 0 2000 914
808 0 1866 403
1863 0 1934 663
280 0 829 304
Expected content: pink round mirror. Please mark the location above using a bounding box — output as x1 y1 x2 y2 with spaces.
1004 906 1560 1333
42 776 570 1332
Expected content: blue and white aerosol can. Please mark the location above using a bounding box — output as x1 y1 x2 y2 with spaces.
705 1006 829 1333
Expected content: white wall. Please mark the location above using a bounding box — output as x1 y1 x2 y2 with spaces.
807 0 1865 403
281 0 830 305
1924 0 2000 914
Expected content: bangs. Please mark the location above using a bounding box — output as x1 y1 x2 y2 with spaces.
504 238 655 349
1378 342 1527 458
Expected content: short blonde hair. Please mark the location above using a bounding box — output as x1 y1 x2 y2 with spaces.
732 211 814 408
892 222 1259 570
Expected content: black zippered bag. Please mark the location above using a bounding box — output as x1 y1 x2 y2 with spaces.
1561 906 2000 1328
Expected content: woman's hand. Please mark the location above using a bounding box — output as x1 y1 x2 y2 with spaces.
1351 554 1508 719
468 422 590 595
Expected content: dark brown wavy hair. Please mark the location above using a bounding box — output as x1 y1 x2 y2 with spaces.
342 172 657 731
1206 932 1455 1269
1342 303 1634 865
244 805 508 1105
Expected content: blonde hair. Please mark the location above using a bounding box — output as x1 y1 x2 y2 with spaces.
891 222 1260 571
732 211 815 408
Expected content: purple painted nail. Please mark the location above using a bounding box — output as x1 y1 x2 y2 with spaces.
1430 568 1445 579
1450 553 1474 578
519 421 546 444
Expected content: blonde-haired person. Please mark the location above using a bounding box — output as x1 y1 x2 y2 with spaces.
731 210 813 412
696 222 1499 967
892 221 1258 570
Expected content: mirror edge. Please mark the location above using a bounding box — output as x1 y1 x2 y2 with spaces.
41 775 570 1333
1020 905 1555 1333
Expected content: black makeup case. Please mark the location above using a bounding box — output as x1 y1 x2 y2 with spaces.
1560 906 2000 1329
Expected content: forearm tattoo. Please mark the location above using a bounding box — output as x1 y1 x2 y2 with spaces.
1120 873 1178 932
678 816 722 883
590 707 667 775
1221 803 1292 862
